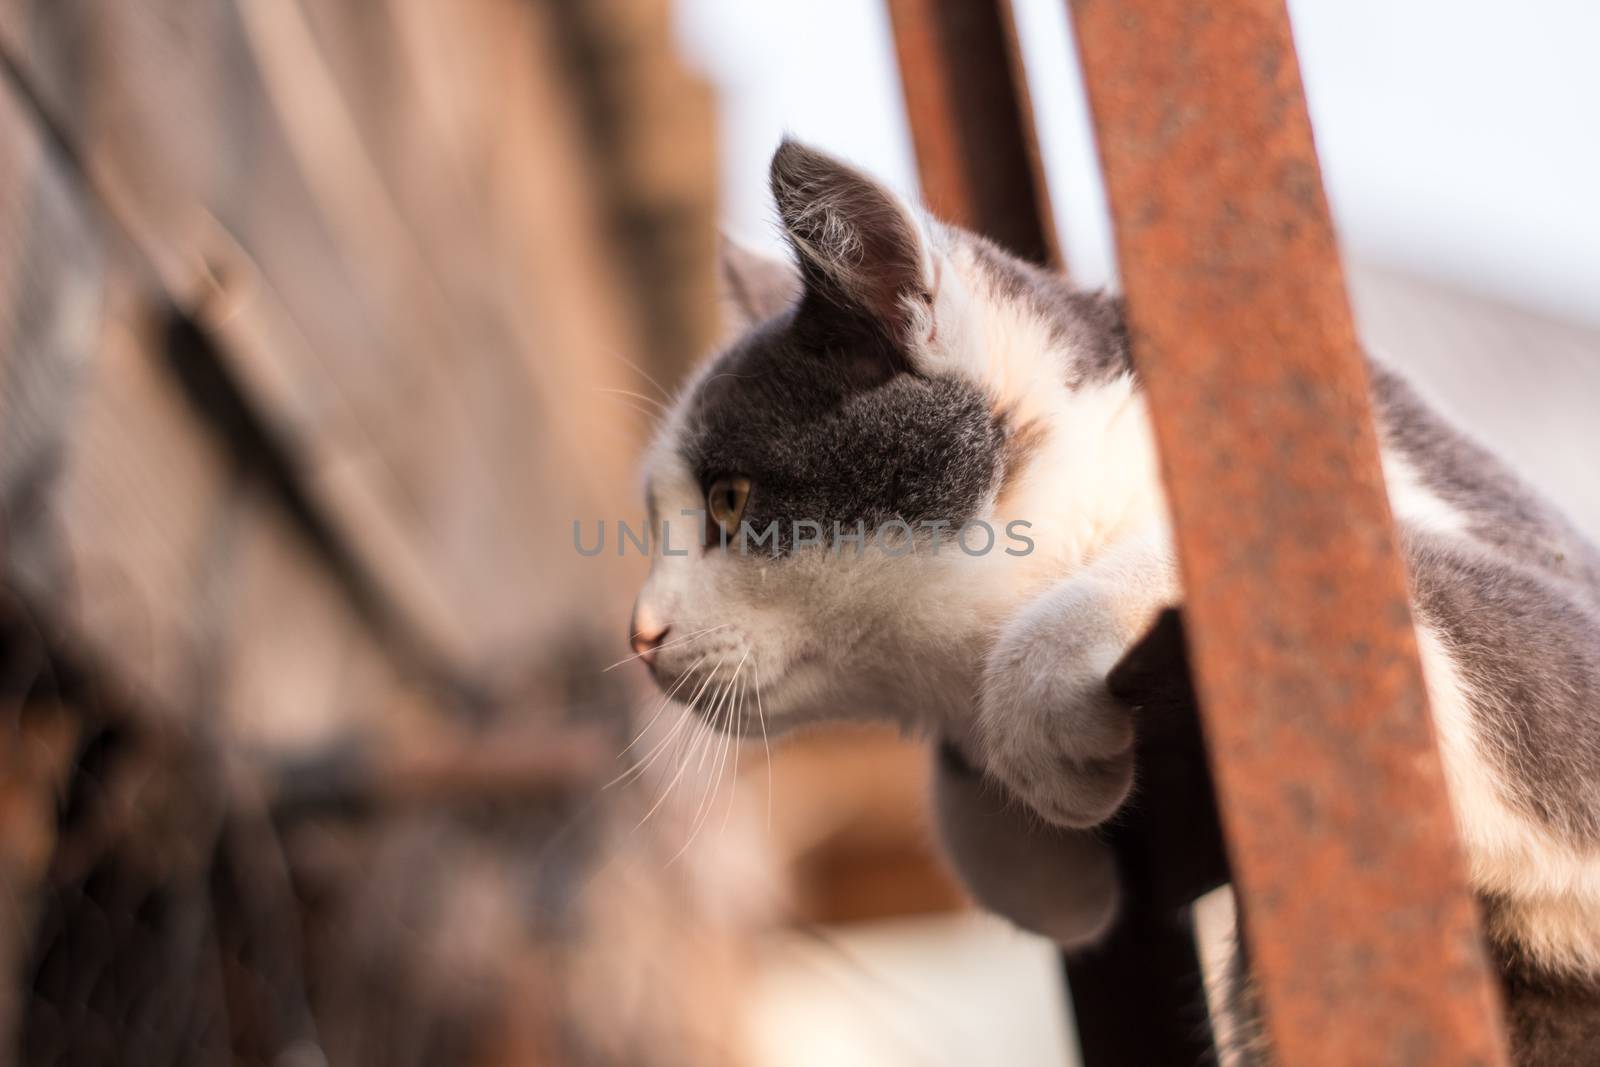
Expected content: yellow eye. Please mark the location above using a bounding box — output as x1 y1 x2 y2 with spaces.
706 475 751 539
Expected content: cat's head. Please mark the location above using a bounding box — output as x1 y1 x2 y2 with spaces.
630 141 1156 736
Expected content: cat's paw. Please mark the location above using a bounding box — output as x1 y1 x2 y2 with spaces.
933 743 1120 946
976 594 1136 829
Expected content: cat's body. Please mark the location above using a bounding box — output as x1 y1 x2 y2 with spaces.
630 142 1600 1064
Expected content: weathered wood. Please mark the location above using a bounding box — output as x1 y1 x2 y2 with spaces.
1 6 744 1064
0 0 690 690
540 0 721 382
0 74 408 751
0 701 78 1057
0 65 105 556
0 0 483 676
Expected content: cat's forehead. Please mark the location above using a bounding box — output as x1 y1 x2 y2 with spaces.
685 313 809 423
660 314 1007 555
678 312 880 469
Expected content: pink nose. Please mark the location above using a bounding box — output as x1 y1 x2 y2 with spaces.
630 606 670 667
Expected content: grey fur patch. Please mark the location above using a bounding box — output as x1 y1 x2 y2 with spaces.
1487 912 1600 1066
1372 365 1600 599
682 312 1009 554
931 742 1120 947
681 146 1138 557
1373 364 1600 843
1404 528 1600 843
678 238 1139 557
679 143 1144 557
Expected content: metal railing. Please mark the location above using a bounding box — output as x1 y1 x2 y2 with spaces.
886 2 1511 1064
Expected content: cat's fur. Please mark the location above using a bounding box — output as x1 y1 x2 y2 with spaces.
632 141 1600 1063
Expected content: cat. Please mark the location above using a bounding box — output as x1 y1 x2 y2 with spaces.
628 139 1600 1064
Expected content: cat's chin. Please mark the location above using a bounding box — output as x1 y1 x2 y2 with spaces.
674 658 926 739
753 667 977 738
651 653 809 736
652 637 977 739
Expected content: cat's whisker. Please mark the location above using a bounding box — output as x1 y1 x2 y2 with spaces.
754 657 774 831
609 662 721 792
605 350 676 404
597 386 672 416
633 731 700 833
598 391 665 426
663 711 710 834
615 654 706 759
694 666 737 775
604 701 692 792
688 667 737 832
702 656 745 829
603 624 729 672
632 666 724 834
677 656 744 862
657 667 729 843
720 668 749 837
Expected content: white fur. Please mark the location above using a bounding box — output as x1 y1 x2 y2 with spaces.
1417 622 1600 974
1375 438 1600 976
636 227 1177 743
643 178 1600 983
1381 449 1470 537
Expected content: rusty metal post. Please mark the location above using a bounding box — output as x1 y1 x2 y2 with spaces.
886 2 1215 1060
885 0 1060 268
1068 1 1510 1064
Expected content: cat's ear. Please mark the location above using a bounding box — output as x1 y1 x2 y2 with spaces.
769 139 934 344
718 235 800 332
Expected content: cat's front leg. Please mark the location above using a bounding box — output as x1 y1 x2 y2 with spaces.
976 532 1178 828
932 741 1120 946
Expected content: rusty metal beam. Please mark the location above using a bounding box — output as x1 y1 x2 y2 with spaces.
885 0 1060 268
1068 1 1509 1063
886 3 1213 1059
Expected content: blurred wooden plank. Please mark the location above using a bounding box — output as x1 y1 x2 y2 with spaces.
0 0 721 693
212 484 416 755
539 0 721 382
0 75 411 753
0 0 638 690
0 702 79 1057
0 77 231 712
238 0 661 643
14 292 239 716
0 0 484 673
0 63 105 556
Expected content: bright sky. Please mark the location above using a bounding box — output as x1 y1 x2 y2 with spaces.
675 0 1600 327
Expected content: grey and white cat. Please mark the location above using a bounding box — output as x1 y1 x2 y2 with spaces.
629 141 1600 1064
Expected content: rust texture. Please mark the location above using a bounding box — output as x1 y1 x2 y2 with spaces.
886 12 1216 1058
885 0 1060 268
1068 1 1510 1063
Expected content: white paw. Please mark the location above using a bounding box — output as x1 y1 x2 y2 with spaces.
976 590 1137 828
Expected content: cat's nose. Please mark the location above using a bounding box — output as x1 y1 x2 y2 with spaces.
629 605 670 667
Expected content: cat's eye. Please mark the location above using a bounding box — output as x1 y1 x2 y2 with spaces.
706 475 751 541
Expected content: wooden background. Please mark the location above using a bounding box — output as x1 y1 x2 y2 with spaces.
0 2 793 1064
